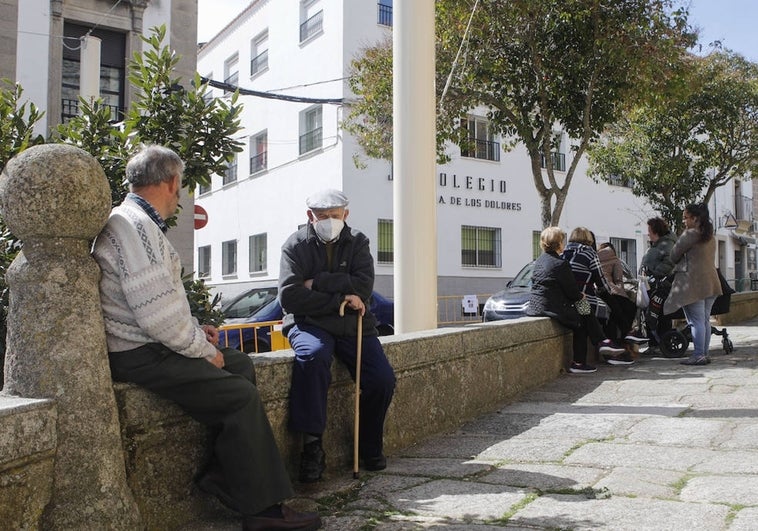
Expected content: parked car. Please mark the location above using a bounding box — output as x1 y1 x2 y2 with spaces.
221 286 278 320
219 290 395 353
482 259 635 322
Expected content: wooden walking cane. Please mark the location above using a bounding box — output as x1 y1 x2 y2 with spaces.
339 299 363 479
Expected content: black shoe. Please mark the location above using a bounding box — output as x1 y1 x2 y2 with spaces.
299 440 326 483
680 355 710 366
361 454 387 471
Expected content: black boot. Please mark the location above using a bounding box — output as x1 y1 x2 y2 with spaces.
299 439 326 483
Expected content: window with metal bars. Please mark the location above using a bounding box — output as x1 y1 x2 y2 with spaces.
377 219 393 264
461 225 501 268
222 240 237 276
198 245 211 278
249 233 267 273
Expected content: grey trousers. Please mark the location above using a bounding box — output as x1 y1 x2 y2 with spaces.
108 343 293 515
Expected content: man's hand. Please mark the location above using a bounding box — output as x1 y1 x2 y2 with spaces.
207 349 225 368
202 325 219 346
304 279 314 289
343 294 365 316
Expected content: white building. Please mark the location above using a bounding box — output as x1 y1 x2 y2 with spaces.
195 0 755 304
4 0 199 268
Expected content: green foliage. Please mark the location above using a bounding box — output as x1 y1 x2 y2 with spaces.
344 0 696 227
0 80 46 171
182 271 225 327
588 50 758 231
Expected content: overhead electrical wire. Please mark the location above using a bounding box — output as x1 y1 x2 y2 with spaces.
200 76 344 105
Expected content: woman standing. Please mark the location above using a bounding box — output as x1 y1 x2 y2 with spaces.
663 204 723 365
527 227 625 374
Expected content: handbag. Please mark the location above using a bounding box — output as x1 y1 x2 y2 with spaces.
636 275 650 309
574 297 591 316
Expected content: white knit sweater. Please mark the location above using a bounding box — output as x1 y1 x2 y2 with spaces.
92 197 216 359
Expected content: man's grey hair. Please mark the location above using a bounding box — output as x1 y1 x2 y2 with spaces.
126 145 185 188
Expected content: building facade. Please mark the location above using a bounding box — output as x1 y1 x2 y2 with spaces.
4 0 198 268
196 0 756 303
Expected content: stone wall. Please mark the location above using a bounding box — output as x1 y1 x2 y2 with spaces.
715 290 758 325
0 316 570 530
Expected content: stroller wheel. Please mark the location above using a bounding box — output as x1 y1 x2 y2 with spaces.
722 337 734 354
660 329 689 358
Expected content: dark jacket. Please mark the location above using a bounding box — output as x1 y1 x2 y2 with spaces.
279 222 378 337
526 251 583 328
641 232 676 278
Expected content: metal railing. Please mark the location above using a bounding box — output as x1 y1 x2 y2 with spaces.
377 3 393 26
540 151 566 171
299 127 323 154
461 138 500 161
219 320 289 353
437 294 492 326
250 151 267 173
300 10 323 42
61 98 124 123
250 50 268 76
223 163 237 185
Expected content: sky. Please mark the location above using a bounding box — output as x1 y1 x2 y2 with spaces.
197 0 757 62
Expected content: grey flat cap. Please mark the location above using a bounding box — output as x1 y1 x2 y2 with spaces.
306 189 349 209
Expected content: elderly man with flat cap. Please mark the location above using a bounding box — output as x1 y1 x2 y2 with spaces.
279 189 396 483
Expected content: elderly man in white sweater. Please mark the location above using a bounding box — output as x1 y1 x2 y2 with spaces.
92 145 320 531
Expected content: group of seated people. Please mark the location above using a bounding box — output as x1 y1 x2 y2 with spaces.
527 221 676 374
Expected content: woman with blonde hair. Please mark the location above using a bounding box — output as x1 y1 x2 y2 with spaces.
527 227 625 373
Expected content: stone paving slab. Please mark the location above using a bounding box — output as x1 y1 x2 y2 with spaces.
507 494 730 530
185 318 758 530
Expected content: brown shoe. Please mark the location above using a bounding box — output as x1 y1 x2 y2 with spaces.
242 504 321 531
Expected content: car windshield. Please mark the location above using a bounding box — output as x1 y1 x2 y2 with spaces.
509 262 534 288
223 288 277 319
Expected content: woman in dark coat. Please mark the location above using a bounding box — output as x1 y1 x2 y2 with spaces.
527 227 625 373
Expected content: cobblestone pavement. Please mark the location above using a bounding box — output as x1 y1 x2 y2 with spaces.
185 318 758 530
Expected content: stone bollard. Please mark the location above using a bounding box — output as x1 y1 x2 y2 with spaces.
0 144 142 529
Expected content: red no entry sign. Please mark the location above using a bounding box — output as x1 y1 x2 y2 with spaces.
194 204 208 229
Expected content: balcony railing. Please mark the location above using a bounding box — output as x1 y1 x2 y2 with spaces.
223 163 237 185
61 98 124 124
250 50 268 76
300 10 323 43
223 72 239 95
461 138 500 162
299 127 323 155
736 194 753 221
250 151 267 173
539 151 566 172
377 3 393 26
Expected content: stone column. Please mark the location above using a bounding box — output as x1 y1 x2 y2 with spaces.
0 144 142 529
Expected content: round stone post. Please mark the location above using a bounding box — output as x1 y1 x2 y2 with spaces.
0 144 142 529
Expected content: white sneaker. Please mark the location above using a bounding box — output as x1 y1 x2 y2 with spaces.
598 339 625 355
624 331 649 344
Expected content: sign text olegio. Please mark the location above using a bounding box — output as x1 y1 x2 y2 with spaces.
438 173 522 211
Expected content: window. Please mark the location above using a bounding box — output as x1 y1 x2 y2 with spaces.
222 240 237 276
202 72 214 104
460 116 500 161
461 225 501 268
300 2 323 43
299 106 323 155
223 155 238 185
198 245 211 278
609 237 637 273
223 53 239 95
377 219 393 264
61 23 126 123
539 131 566 171
607 174 633 188
249 233 267 273
250 131 267 174
532 230 541 260
378 0 393 26
250 31 269 77
198 181 211 195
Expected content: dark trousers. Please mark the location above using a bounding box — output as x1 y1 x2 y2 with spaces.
567 313 606 365
287 324 396 460
108 344 292 516
602 293 637 340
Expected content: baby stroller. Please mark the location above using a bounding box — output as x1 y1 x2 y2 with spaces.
645 270 734 358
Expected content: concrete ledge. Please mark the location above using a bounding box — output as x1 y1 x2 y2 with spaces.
0 397 56 530
113 317 570 528
716 291 758 325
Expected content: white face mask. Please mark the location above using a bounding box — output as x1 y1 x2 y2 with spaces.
313 217 344 243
